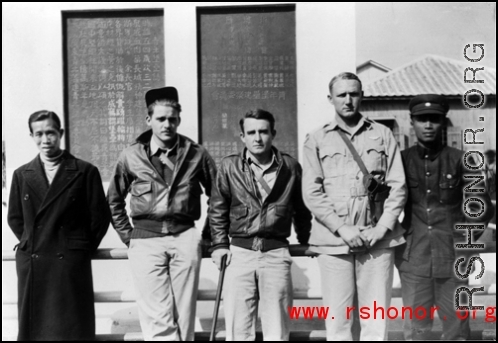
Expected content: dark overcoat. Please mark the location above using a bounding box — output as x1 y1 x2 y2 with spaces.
7 151 110 341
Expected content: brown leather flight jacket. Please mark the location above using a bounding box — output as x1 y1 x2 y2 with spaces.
209 147 312 251
107 130 217 245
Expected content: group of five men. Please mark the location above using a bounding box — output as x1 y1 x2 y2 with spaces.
8 72 494 341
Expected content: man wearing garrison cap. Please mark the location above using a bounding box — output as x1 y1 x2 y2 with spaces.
395 94 494 340
108 87 217 341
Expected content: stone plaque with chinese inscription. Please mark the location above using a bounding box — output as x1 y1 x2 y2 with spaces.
64 11 165 180
198 6 297 165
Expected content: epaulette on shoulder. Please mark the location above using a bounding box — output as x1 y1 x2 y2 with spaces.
280 151 297 160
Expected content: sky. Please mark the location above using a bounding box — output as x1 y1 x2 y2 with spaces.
356 2 496 69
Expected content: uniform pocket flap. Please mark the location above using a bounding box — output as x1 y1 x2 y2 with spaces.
275 205 288 217
334 202 349 216
66 238 92 250
406 177 419 188
439 173 460 189
366 140 386 154
231 205 248 219
319 146 346 159
131 181 152 196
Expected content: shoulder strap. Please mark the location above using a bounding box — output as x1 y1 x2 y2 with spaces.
337 130 370 176
338 130 382 226
251 167 272 196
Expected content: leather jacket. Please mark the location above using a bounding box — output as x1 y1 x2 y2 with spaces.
209 147 312 251
107 130 217 245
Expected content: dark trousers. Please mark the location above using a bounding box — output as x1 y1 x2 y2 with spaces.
399 271 470 340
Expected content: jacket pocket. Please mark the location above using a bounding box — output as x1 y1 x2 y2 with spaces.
188 183 203 218
319 146 347 178
273 205 292 230
275 205 288 217
334 202 349 217
15 239 28 251
406 176 422 203
439 172 460 204
130 181 153 216
365 139 387 172
231 205 248 220
230 205 249 233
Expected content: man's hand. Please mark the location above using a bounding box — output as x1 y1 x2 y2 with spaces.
360 225 388 247
337 225 368 248
211 248 231 270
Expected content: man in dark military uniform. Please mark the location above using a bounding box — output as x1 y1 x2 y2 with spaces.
395 94 495 340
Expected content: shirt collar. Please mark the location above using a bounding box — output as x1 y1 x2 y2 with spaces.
245 149 278 170
325 113 371 136
150 134 179 156
416 142 443 161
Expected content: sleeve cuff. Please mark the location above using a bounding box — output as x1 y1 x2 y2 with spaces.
209 243 230 253
377 212 397 231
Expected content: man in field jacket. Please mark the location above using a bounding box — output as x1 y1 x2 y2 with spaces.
302 72 407 341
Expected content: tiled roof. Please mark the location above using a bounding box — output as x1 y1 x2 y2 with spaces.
357 60 391 73
363 55 496 97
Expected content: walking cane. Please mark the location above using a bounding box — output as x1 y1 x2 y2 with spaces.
210 254 227 341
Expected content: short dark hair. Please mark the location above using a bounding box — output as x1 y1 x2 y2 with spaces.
239 109 276 134
28 110 62 133
147 99 182 117
328 72 362 94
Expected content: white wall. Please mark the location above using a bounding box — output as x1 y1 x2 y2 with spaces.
2 2 355 337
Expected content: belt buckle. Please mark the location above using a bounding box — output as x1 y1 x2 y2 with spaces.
349 245 369 255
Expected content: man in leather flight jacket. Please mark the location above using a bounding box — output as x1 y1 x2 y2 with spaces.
107 87 217 341
209 109 312 341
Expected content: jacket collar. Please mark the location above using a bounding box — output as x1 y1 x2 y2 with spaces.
149 133 179 156
325 113 373 137
416 142 443 161
24 150 81 215
135 130 192 187
135 129 187 150
239 146 283 172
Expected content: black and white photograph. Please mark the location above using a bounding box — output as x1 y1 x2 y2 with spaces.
2 2 496 341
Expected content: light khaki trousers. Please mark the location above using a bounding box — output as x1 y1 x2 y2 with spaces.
128 228 202 341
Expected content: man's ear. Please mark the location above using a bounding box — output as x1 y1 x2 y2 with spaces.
239 131 245 143
59 128 64 138
146 115 151 126
272 130 277 138
409 116 414 126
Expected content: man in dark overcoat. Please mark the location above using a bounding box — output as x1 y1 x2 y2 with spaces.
7 110 110 341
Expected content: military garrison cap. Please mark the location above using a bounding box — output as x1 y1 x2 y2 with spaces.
409 94 449 116
145 87 179 107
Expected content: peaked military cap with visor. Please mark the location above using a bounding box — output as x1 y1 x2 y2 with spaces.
409 94 449 116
